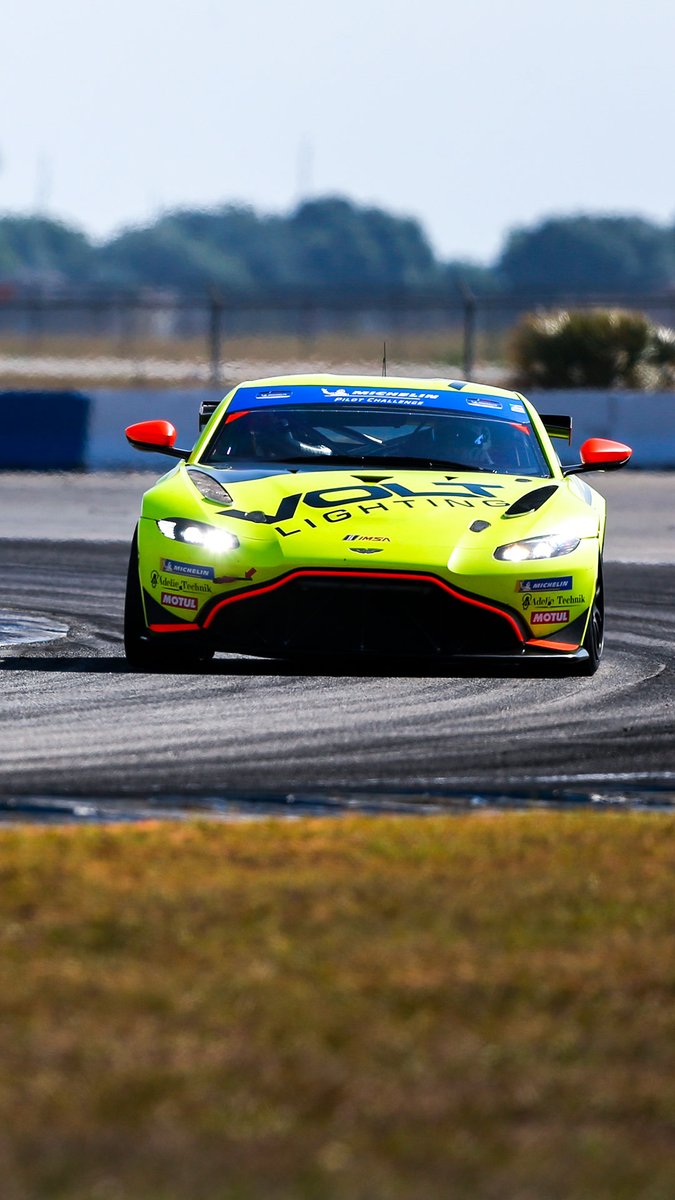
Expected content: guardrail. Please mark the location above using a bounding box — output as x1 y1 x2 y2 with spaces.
1 388 674 470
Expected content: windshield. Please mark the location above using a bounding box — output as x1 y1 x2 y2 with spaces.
201 405 551 476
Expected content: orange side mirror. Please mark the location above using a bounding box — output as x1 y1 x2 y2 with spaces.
564 437 632 475
125 419 178 451
580 438 632 468
125 420 189 459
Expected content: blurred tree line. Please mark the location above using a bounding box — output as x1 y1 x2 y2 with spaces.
1 199 675 298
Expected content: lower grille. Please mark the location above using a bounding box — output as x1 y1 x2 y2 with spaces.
204 573 523 657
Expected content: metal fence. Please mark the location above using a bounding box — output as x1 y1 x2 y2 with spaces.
2 287 675 385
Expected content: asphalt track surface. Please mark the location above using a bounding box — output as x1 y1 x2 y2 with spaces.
0 472 673 806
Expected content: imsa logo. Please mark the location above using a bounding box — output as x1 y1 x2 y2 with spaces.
343 534 390 542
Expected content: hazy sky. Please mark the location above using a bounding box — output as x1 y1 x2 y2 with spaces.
2 0 675 262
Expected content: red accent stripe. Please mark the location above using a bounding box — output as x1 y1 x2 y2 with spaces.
525 638 580 652
201 568 525 642
149 622 200 633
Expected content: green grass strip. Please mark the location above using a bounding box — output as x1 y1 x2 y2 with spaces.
0 812 674 1200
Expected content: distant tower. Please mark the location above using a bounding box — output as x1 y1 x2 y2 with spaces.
34 152 52 215
296 138 314 204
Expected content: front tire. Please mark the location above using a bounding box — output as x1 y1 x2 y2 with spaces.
124 528 214 671
578 559 604 676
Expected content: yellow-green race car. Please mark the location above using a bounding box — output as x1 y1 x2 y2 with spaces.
123 375 632 674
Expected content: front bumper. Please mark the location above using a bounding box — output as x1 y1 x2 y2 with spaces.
142 567 587 659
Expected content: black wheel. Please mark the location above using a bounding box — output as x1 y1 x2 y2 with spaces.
124 528 214 671
578 559 604 676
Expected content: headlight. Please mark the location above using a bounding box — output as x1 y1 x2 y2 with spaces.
156 518 239 552
494 533 580 562
187 469 233 504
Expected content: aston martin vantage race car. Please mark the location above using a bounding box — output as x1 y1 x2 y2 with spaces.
123 375 632 673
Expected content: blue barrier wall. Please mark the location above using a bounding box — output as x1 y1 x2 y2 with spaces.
529 391 674 469
0 387 674 469
0 390 91 469
87 388 220 470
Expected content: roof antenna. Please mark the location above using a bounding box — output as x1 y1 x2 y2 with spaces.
382 341 387 377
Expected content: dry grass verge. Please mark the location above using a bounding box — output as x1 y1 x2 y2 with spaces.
1 813 674 1199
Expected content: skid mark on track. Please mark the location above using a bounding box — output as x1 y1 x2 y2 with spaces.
1 545 674 796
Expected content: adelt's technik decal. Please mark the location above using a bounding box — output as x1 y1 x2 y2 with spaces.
521 591 586 611
151 571 211 594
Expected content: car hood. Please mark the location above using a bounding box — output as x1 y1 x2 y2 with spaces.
188 463 601 559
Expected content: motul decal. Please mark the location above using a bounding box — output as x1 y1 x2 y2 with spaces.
161 592 199 611
531 610 569 625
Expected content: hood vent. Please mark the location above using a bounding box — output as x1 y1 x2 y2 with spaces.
352 475 393 483
503 484 558 517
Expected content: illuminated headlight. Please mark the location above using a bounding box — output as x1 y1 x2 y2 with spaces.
494 534 580 562
156 518 239 552
187 469 233 504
